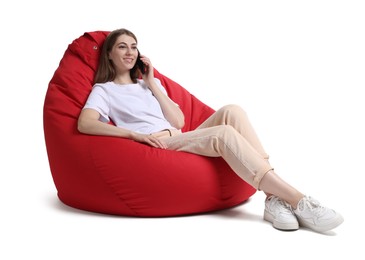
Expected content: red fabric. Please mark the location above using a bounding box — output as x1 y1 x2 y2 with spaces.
43 31 256 217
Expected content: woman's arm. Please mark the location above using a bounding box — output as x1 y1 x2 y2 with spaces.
140 56 185 130
147 79 185 129
78 108 167 148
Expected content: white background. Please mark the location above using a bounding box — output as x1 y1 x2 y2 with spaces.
1 0 364 259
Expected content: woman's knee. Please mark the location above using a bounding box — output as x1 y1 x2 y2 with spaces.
220 104 247 117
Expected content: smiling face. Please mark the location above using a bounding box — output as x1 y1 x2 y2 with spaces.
108 34 138 74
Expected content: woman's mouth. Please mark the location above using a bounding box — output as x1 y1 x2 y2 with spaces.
123 58 134 64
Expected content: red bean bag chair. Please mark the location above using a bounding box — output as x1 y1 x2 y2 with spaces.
43 31 256 217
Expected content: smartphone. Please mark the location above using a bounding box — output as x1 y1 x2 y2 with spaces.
137 51 146 74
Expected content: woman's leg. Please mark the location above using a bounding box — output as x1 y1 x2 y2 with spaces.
164 104 301 202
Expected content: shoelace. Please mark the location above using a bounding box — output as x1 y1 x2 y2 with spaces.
300 196 326 216
269 196 292 213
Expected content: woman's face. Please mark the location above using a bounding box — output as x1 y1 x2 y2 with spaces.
108 34 138 73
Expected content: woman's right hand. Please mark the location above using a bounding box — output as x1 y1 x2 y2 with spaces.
132 133 167 149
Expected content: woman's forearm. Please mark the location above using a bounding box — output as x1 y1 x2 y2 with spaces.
78 113 134 139
77 113 166 148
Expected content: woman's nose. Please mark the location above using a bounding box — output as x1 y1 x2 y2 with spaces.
126 47 135 55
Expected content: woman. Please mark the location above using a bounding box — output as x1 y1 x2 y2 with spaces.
78 28 343 232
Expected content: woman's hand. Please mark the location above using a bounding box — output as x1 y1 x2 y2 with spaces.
132 132 167 149
138 55 155 83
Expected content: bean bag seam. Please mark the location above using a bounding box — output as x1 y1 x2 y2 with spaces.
86 135 141 216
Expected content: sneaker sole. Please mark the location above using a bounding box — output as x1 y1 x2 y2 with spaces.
264 211 299 231
297 214 344 233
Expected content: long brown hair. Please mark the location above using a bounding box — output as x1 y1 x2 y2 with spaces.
94 28 139 84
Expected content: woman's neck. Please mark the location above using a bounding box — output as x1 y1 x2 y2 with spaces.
113 73 134 85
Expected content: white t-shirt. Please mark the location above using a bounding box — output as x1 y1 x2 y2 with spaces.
83 78 176 134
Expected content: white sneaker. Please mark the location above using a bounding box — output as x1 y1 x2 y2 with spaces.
293 195 344 232
264 195 299 231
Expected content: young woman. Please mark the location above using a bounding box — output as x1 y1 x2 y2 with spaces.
78 28 344 232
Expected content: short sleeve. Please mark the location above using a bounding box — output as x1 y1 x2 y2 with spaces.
83 85 110 123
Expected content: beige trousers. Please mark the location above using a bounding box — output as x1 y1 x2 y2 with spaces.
159 104 273 189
